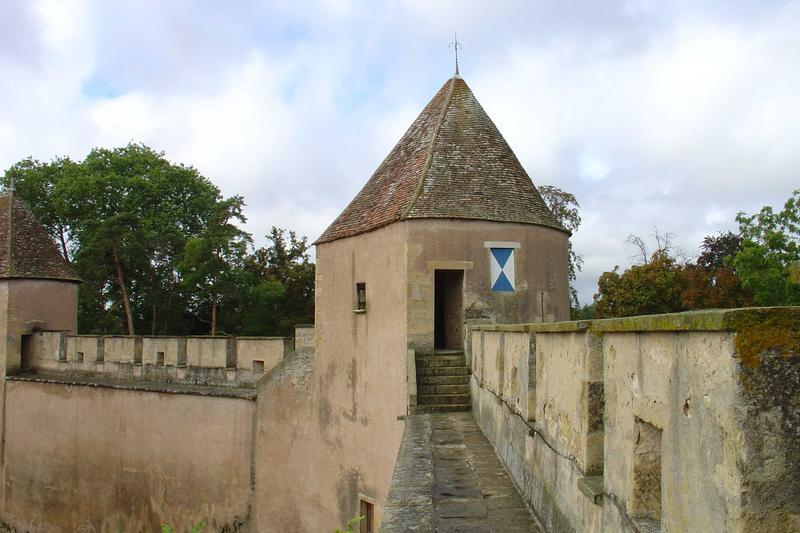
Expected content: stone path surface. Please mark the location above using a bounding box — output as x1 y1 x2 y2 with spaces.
382 412 542 533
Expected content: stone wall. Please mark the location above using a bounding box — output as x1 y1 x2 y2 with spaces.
469 308 800 533
253 222 409 532
405 219 570 355
0 325 315 531
2 380 254 532
20 331 292 387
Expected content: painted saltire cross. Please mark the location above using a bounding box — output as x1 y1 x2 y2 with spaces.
489 248 515 292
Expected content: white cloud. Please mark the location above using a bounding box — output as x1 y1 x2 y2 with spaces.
2 0 800 304
578 153 612 182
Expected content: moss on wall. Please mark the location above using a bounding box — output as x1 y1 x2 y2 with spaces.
725 308 800 370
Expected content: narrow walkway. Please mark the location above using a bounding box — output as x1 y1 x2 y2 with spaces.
382 412 542 532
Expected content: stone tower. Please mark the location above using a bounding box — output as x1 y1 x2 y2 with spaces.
315 74 570 354
289 74 571 528
0 189 79 508
0 190 79 374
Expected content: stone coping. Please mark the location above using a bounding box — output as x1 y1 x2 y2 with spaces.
7 373 258 400
67 334 290 340
470 307 800 334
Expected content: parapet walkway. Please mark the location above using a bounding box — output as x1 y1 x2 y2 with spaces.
382 412 542 532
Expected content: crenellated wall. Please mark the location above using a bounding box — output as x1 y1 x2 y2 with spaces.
19 331 292 387
0 326 315 532
468 308 800 533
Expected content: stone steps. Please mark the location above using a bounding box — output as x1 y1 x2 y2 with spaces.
414 351 471 413
416 366 469 377
417 383 470 395
415 355 467 368
410 403 471 414
417 374 470 386
417 393 470 405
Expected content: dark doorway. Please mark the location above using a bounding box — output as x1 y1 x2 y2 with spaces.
20 335 33 372
434 270 464 351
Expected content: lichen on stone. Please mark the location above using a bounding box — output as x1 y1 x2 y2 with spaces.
727 308 800 370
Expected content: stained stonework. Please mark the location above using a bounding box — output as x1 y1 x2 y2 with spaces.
630 418 663 522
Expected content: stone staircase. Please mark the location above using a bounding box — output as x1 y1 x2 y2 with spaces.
412 351 470 413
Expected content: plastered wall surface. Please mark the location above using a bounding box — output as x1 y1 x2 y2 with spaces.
253 223 409 532
237 337 288 373
406 219 570 355
2 380 254 532
19 331 289 387
0 279 78 508
602 331 742 532
469 309 800 533
2 280 77 370
293 325 315 350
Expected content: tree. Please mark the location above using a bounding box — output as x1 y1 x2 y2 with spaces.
179 197 251 335
594 250 684 318
3 157 78 260
697 232 743 269
539 185 583 308
593 230 753 318
680 232 751 309
3 143 245 335
244 227 315 335
732 190 800 306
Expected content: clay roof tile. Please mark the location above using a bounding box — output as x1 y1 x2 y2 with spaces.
0 191 80 282
315 76 564 244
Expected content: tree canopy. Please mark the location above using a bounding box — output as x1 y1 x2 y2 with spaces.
593 231 752 319
592 189 800 318
732 190 800 306
2 143 315 336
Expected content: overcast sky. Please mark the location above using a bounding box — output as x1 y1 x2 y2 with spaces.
2 0 799 304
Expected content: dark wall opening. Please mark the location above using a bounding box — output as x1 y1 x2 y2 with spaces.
20 335 33 371
434 270 464 351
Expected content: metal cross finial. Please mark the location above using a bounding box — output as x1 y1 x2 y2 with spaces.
449 33 462 76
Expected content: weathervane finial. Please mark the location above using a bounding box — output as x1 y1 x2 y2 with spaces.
449 33 462 76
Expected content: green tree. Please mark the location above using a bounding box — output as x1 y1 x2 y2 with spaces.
240 279 286 336
572 303 595 320
539 185 583 308
3 156 78 260
593 229 755 318
179 197 251 335
593 250 684 318
3 143 244 335
245 227 315 335
732 190 800 306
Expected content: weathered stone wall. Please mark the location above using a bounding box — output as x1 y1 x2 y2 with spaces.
293 324 315 350
470 308 800 533
1 380 254 532
0 279 79 511
19 331 291 387
253 223 409 532
406 219 570 355
0 326 315 531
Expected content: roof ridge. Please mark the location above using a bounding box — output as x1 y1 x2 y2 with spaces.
404 76 458 217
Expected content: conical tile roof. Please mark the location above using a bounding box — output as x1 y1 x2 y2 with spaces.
316 76 563 244
0 191 80 281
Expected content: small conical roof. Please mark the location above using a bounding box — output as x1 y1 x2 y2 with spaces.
316 76 563 244
0 191 80 282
